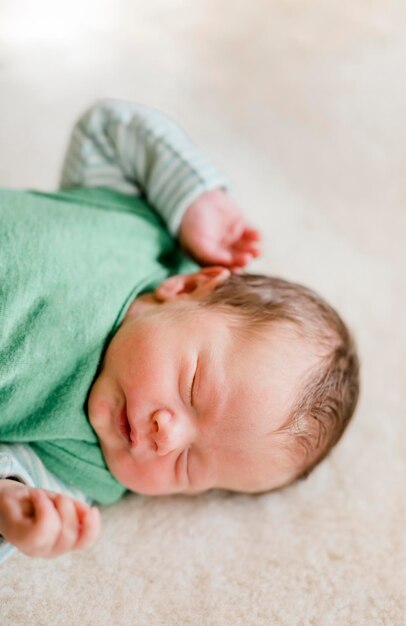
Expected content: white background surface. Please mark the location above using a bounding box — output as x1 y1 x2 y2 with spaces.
0 1 405 624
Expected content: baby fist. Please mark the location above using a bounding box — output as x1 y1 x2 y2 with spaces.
0 479 101 558
179 189 261 269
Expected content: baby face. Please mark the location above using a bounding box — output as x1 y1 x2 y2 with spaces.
88 291 316 496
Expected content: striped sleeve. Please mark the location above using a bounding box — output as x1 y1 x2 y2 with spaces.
59 98 229 236
0 444 90 564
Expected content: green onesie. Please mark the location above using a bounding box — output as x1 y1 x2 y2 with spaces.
0 187 197 504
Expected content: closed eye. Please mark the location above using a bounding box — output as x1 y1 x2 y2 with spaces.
187 359 198 407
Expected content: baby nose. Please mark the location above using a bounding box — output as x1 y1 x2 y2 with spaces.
152 409 191 456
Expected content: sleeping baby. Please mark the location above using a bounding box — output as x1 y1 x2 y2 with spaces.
0 99 359 560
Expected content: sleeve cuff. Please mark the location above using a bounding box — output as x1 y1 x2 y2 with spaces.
165 175 230 236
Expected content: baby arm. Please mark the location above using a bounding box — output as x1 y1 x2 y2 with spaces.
60 99 260 269
60 98 228 236
0 444 100 561
0 479 100 559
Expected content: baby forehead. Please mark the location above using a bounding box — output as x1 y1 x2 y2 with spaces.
226 321 319 380
217 327 319 430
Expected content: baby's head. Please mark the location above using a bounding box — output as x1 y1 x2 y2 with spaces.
200 270 360 485
88 267 359 496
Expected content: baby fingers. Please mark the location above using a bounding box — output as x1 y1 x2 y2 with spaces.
0 488 101 558
242 227 261 241
6 489 62 557
231 240 261 265
234 232 261 253
49 495 101 553
229 252 255 268
48 493 82 556
73 505 101 551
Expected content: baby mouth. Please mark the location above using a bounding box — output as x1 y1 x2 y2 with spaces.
118 406 138 447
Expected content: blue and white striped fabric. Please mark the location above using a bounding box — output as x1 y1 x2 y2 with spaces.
60 98 229 236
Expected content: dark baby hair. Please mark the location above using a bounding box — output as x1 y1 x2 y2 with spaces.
201 273 360 483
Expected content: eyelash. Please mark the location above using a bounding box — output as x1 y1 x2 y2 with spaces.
187 371 196 406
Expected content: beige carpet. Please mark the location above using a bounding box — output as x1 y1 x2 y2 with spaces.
0 1 405 624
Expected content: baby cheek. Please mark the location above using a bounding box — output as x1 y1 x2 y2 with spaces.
127 456 176 495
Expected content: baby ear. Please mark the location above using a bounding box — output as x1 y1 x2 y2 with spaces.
154 266 231 302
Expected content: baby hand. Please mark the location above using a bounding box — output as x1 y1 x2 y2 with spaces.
179 189 261 269
0 479 101 558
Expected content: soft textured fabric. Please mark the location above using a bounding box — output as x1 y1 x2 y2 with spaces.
59 98 229 236
0 186 197 504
